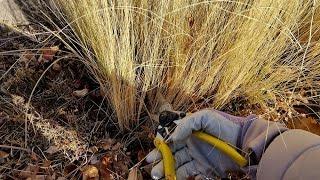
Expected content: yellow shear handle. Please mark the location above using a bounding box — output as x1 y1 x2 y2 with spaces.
193 131 248 167
154 138 176 180
154 132 247 179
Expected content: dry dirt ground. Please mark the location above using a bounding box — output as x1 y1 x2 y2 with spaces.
0 2 320 180
0 26 154 179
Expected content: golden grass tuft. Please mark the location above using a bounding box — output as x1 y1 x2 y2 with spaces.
51 0 320 129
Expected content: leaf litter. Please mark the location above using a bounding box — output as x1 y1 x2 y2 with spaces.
0 24 154 179
1 2 319 180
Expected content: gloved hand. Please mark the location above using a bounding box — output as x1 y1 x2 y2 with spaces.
146 109 246 179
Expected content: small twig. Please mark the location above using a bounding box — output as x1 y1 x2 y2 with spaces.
129 154 148 171
0 145 30 152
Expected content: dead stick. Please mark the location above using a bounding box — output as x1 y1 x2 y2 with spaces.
0 145 30 152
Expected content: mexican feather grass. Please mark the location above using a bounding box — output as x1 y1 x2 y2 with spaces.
51 0 320 129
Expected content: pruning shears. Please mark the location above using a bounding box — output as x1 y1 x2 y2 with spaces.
154 111 248 180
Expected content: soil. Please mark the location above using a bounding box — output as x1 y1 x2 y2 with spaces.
0 26 154 179
0 4 320 179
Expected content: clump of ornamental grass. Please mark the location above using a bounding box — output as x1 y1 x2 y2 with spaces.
50 0 320 129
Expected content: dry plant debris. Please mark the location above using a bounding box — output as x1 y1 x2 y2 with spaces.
11 94 87 160
51 0 320 129
1 0 320 179
127 167 143 180
0 27 149 179
81 165 99 180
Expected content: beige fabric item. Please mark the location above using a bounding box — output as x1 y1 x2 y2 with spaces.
257 129 320 180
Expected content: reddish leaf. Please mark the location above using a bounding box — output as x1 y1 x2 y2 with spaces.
39 46 59 63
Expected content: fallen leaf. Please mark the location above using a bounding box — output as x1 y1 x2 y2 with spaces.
88 146 98 153
111 142 121 151
100 138 114 150
98 167 111 180
30 152 38 161
11 94 25 106
101 155 112 167
81 165 99 180
89 155 99 165
20 50 35 64
39 46 59 62
45 146 59 155
19 164 39 178
0 151 9 159
52 62 62 71
97 158 112 180
137 151 146 162
72 88 89 97
43 160 51 168
0 150 9 158
57 108 67 115
127 167 143 180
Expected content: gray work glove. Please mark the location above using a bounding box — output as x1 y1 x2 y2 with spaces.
146 109 246 180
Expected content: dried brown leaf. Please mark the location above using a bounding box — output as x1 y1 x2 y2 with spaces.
81 165 99 180
88 146 98 153
100 138 114 150
111 142 121 151
127 167 143 180
43 160 51 168
72 88 89 97
101 155 112 167
0 151 9 159
45 146 59 155
39 46 59 62
52 62 62 71
11 94 25 106
19 164 39 178
0 151 9 164
89 155 99 165
21 50 35 63
137 151 146 162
